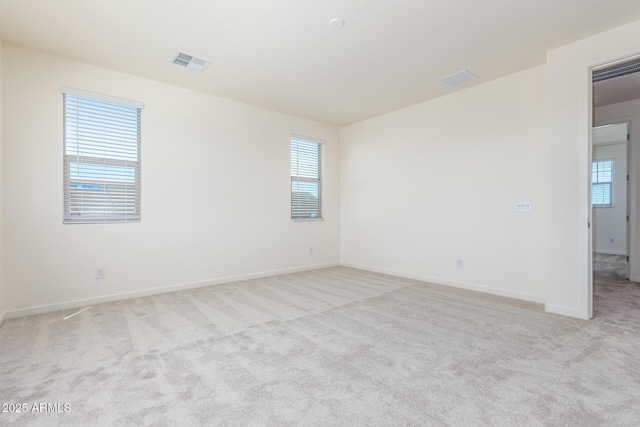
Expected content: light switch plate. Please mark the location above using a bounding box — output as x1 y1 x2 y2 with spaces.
515 201 532 212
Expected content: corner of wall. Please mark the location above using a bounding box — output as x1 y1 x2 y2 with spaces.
545 18 640 320
544 303 590 320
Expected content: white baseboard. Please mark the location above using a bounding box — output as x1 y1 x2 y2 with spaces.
341 262 546 304
4 262 340 320
594 250 627 256
544 304 589 320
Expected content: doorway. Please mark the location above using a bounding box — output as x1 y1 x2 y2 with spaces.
591 123 629 278
590 56 640 317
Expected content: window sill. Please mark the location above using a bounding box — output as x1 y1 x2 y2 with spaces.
63 219 142 224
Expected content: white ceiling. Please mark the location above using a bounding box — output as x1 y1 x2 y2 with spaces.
2 0 640 126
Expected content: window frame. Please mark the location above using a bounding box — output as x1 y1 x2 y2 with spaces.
290 135 324 221
592 158 613 207
62 87 143 224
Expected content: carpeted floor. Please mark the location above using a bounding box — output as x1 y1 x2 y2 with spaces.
1 266 640 426
593 253 627 278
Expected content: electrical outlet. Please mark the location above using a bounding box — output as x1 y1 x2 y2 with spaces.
308 247 314 255
456 259 463 268
95 268 105 279
514 201 532 212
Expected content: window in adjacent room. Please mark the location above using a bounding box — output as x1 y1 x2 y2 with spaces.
291 135 323 220
63 88 143 223
592 159 613 206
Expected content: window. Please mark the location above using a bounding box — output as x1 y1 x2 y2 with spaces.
592 159 613 206
291 135 323 219
63 88 143 223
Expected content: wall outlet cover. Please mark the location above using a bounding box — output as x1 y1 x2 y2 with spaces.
515 201 532 212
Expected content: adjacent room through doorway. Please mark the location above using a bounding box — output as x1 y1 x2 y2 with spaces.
591 57 640 317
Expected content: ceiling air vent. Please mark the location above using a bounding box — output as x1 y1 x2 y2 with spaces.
439 70 476 87
173 52 210 72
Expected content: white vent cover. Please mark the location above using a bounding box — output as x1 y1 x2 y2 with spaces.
439 70 476 87
173 52 210 72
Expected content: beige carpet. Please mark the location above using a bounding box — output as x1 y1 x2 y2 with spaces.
593 253 627 279
1 266 639 426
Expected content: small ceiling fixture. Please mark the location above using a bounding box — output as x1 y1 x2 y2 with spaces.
329 18 345 30
173 52 211 72
439 70 476 87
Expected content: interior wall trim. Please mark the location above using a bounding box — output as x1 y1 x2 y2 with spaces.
3 262 340 320
340 262 547 305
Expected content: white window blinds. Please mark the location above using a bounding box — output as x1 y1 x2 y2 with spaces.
63 90 142 223
592 159 612 206
291 136 323 220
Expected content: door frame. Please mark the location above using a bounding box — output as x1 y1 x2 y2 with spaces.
589 56 640 318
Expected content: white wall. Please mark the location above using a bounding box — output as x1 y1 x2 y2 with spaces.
546 19 640 319
592 142 627 255
0 40 5 325
340 66 548 303
2 45 340 317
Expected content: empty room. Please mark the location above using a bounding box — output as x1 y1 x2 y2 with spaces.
2 0 640 425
